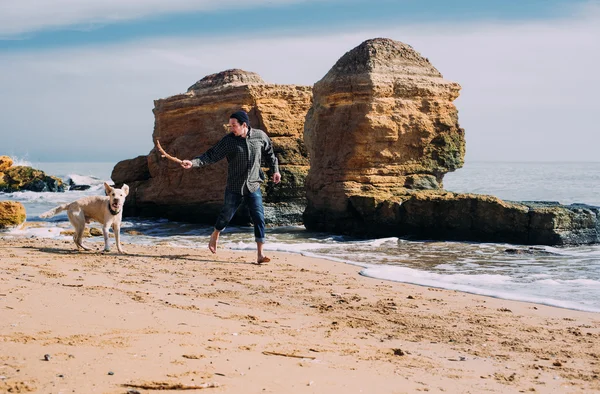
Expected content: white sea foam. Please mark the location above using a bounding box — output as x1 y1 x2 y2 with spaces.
360 266 600 313
355 237 399 247
5 190 91 204
10 156 33 167
64 174 106 187
8 224 66 239
535 278 600 287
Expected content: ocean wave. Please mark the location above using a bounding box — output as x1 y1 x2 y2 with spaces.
359 266 600 313
10 156 33 167
64 174 107 187
7 225 67 239
534 278 600 287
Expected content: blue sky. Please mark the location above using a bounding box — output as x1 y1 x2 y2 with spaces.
0 0 583 49
1 0 599 164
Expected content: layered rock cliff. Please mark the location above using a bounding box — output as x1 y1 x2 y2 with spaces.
304 38 465 224
112 69 312 225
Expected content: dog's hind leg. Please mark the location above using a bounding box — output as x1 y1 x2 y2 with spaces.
75 225 92 251
68 210 91 251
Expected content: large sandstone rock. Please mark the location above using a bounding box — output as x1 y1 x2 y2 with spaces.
0 166 65 192
304 38 465 223
0 201 26 229
112 69 312 225
302 38 600 245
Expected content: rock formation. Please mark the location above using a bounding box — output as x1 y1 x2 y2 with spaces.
110 40 598 245
112 69 312 225
0 201 26 229
302 38 600 245
0 157 65 192
304 38 465 225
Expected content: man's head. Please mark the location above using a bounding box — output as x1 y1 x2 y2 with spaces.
229 111 250 137
230 111 250 127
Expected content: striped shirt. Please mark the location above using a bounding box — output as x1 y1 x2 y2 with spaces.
191 128 279 195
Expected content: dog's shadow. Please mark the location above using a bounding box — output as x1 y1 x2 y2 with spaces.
23 245 261 265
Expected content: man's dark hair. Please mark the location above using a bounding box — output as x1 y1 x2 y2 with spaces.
230 111 250 128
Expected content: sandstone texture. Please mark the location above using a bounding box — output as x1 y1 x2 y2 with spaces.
0 163 65 193
0 201 26 229
304 38 465 223
112 69 312 225
0 155 13 172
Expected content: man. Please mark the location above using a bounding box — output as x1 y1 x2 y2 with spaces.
181 110 281 264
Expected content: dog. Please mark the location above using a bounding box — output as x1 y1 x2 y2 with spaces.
40 182 129 254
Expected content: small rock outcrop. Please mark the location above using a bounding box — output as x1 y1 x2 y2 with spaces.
338 191 600 245
112 69 312 225
304 38 464 227
0 159 65 192
0 201 26 229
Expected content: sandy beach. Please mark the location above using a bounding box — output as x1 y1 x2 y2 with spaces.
1 237 599 394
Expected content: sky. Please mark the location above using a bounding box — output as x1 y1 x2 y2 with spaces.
0 0 598 164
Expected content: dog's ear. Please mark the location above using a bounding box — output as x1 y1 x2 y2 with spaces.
103 182 112 195
122 184 129 196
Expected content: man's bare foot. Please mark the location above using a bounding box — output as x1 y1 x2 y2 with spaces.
256 256 271 264
208 231 219 254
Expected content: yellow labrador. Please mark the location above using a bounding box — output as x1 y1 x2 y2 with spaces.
40 182 129 253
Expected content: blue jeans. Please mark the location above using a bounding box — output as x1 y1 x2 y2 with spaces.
215 188 265 243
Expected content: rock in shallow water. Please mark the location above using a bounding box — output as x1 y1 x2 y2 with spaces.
0 165 65 192
0 201 26 230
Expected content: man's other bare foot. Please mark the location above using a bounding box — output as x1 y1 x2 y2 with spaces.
209 231 219 254
256 256 271 264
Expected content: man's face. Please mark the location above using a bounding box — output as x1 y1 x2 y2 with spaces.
228 118 246 137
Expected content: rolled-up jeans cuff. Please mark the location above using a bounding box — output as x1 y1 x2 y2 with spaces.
255 237 265 244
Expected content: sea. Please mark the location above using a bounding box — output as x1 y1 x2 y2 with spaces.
2 160 600 313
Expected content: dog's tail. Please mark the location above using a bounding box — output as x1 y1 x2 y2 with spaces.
39 203 69 219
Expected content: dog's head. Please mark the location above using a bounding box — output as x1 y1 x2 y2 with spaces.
104 182 129 212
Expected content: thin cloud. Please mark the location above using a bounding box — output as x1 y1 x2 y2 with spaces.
0 0 334 36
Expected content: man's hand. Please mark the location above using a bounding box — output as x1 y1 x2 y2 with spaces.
273 172 281 184
181 160 193 169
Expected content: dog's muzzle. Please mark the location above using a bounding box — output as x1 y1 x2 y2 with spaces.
108 201 121 215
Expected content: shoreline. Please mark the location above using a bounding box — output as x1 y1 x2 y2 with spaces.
7 220 600 315
1 237 599 393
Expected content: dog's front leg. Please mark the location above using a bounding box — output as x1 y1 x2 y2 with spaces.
102 224 111 253
113 222 127 254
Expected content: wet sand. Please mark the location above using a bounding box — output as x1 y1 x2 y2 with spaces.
1 237 599 393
